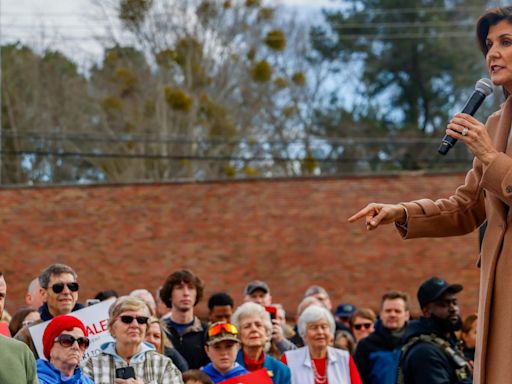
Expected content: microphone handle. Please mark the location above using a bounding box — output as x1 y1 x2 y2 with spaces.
438 90 486 155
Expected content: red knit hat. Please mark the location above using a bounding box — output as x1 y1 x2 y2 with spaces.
42 315 88 360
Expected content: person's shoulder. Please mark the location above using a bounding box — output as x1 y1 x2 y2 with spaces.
405 338 447 362
0 335 31 353
265 354 290 369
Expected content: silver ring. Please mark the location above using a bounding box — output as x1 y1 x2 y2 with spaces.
461 127 469 136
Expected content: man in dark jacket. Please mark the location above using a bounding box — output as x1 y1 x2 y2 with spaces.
160 268 210 369
14 263 84 357
354 291 410 384
399 277 472 384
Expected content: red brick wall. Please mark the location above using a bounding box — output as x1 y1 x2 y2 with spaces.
0 173 480 319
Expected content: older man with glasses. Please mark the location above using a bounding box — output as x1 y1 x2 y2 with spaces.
15 263 84 357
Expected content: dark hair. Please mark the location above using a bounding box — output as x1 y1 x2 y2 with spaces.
160 269 204 308
381 290 410 311
9 307 38 336
182 369 214 384
94 290 119 301
38 264 77 289
207 292 234 311
476 7 512 98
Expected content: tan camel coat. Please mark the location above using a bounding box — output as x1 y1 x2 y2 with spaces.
399 96 512 384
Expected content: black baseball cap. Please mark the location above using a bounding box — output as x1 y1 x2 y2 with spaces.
417 277 463 309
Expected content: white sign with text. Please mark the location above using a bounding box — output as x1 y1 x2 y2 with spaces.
29 298 115 360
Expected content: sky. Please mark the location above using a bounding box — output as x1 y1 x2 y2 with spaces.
1 0 341 69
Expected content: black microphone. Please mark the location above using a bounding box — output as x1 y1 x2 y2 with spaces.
438 78 493 155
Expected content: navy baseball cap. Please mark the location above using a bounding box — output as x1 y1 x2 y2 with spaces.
335 303 357 318
417 277 463 309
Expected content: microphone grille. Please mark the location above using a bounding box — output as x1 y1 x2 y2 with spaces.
475 78 493 96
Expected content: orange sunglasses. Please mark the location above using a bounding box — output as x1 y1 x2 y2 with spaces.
208 322 238 337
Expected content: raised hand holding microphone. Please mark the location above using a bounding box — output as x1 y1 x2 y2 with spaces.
438 78 493 155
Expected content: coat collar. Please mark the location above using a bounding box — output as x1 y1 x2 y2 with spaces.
495 96 512 155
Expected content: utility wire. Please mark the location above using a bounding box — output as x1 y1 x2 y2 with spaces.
0 131 447 146
0 149 472 164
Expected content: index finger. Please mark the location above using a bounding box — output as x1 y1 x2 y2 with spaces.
348 205 374 223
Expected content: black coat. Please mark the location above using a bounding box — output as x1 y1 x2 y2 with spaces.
162 316 210 370
401 317 471 384
354 320 406 384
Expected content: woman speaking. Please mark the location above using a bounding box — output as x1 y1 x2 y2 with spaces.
348 7 512 384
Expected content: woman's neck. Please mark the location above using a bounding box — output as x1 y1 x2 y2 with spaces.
116 342 141 363
244 346 264 361
309 346 327 359
51 360 76 378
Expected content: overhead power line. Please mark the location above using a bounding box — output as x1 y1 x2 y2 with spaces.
0 149 472 164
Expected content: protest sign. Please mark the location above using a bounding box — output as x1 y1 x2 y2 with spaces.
29 298 115 360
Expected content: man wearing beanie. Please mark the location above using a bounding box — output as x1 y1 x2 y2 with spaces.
36 315 94 384
397 277 472 384
0 271 38 384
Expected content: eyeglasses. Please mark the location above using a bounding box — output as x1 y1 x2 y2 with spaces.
55 334 90 350
119 315 149 325
50 282 79 294
353 322 373 331
208 323 238 337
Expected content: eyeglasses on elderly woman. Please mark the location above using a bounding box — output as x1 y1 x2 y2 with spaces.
54 334 90 350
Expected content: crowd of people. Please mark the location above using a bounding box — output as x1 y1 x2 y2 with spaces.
0 263 477 384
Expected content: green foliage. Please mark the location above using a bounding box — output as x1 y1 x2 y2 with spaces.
101 96 123 112
155 49 177 68
274 77 288 89
245 0 261 7
247 48 257 61
251 59 272 82
301 153 317 175
291 71 305 87
224 164 236 177
243 166 259 177
258 7 275 21
197 1 218 22
42 51 78 78
313 0 487 133
264 30 287 51
119 0 153 28
164 87 193 112
114 67 138 94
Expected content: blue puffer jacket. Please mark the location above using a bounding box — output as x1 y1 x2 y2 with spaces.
36 359 95 384
202 362 249 383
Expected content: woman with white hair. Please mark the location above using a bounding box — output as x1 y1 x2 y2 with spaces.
231 302 291 384
282 305 361 384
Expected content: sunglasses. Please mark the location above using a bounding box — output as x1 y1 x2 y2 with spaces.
50 282 79 294
208 323 238 337
354 322 373 331
55 334 90 350
119 315 149 325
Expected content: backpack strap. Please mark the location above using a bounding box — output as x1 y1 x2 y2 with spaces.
396 334 471 384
